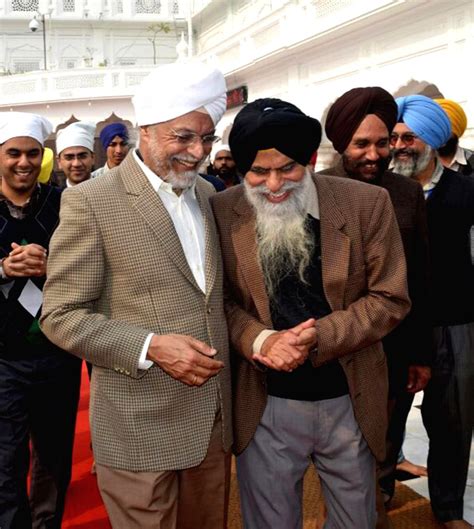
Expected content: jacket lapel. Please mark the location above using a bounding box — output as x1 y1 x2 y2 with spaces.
120 154 200 290
196 179 217 300
232 193 272 326
315 175 350 311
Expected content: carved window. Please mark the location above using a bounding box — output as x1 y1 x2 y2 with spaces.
170 0 180 15
135 0 161 14
11 0 39 11
14 61 40 73
63 0 75 12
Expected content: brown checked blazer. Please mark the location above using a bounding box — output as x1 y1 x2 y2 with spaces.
41 152 232 472
319 162 433 391
210 174 410 462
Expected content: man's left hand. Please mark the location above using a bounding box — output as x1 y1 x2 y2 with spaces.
406 365 431 393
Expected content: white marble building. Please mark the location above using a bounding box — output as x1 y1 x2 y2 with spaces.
191 0 474 163
1 0 473 163
0 0 187 127
1 0 186 73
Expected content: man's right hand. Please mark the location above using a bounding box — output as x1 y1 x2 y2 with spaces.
147 334 224 387
254 318 317 372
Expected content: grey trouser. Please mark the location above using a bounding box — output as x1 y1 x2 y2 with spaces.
422 323 474 522
237 394 376 529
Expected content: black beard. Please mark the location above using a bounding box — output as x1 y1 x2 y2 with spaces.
215 166 236 177
342 154 390 182
437 135 458 157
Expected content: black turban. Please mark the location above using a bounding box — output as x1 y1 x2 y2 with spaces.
229 98 322 175
325 87 397 154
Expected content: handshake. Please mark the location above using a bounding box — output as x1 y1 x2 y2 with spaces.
254 318 317 372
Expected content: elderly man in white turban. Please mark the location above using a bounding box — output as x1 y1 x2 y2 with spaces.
0 112 82 529
41 62 232 529
56 121 96 187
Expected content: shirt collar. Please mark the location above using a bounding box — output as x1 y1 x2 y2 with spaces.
0 183 41 219
133 150 197 199
423 158 444 192
449 144 468 168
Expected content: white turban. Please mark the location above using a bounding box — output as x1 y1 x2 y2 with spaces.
132 61 227 127
0 112 52 146
210 143 231 162
56 121 96 155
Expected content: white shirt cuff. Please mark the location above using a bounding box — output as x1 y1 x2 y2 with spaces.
252 329 277 355
138 333 154 370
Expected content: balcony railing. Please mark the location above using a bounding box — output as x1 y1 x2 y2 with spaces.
0 66 155 106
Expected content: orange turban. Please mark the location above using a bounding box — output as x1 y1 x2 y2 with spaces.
434 99 467 138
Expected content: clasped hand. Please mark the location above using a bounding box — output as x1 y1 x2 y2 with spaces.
2 242 48 278
254 318 317 372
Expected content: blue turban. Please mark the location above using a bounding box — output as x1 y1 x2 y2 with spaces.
395 95 451 149
99 123 129 149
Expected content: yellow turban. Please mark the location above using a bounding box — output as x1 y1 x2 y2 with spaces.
38 147 54 184
434 98 467 138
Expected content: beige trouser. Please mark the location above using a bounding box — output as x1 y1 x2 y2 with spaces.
96 414 230 529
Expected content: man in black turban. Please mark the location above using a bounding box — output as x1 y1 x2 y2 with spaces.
211 97 411 529
229 98 322 175
321 87 433 513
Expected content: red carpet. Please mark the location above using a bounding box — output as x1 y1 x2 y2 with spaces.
62 365 440 529
62 364 111 529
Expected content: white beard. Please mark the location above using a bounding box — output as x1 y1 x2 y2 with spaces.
244 168 315 298
147 130 200 189
161 167 198 189
392 144 433 178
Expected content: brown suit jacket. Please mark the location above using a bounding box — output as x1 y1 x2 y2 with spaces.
41 152 232 472
319 161 433 391
211 174 410 461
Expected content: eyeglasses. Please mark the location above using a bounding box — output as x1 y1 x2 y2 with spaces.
389 132 419 146
169 128 221 147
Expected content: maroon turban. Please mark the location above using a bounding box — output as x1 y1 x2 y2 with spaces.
325 87 397 153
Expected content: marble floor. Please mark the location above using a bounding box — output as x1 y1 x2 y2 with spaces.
402 392 474 524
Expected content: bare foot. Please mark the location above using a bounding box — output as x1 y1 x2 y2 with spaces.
443 520 474 529
396 458 428 477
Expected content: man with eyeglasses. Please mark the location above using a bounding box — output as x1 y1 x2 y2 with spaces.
56 121 96 187
321 87 432 515
394 95 474 529
41 61 232 529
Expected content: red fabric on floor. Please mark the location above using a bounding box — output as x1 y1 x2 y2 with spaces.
62 363 111 529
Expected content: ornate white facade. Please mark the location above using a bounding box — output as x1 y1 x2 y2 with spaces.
1 0 187 73
0 0 188 126
190 0 474 160
1 0 473 160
